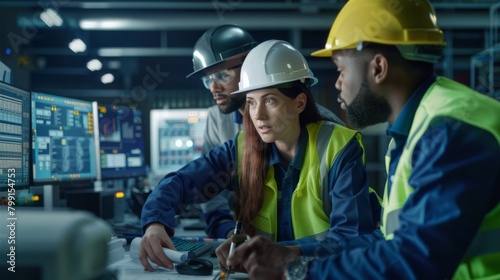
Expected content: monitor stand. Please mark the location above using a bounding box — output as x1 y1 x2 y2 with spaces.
41 184 60 210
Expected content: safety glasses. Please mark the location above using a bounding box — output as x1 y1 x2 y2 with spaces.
201 65 241 89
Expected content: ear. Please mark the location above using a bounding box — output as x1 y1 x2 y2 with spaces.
370 54 389 85
295 92 307 113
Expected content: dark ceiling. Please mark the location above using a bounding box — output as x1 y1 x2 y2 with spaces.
0 0 498 101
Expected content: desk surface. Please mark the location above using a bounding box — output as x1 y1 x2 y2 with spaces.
108 253 249 280
109 219 248 279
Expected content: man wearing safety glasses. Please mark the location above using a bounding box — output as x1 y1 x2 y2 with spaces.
201 64 243 108
185 24 257 239
186 24 344 239
186 25 255 156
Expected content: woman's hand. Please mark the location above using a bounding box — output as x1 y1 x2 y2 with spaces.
138 223 176 271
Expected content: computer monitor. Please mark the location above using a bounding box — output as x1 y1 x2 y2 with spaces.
96 103 147 179
150 108 207 176
31 92 97 184
0 81 30 191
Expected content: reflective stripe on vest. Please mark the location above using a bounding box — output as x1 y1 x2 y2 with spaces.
380 77 500 278
380 139 399 235
236 121 360 241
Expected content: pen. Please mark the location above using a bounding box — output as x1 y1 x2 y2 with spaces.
226 221 242 278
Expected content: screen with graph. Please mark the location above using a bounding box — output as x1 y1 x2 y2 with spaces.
150 108 207 176
31 92 97 183
97 103 146 179
0 82 30 190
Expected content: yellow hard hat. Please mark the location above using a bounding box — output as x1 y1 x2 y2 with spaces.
312 0 446 62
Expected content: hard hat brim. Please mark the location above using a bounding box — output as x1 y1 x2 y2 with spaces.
186 52 249 78
230 83 266 96
185 60 226 78
311 48 333 57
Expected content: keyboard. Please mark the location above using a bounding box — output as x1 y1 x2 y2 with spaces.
171 238 215 259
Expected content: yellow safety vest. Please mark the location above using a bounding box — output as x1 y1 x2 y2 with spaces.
380 77 500 279
236 121 363 241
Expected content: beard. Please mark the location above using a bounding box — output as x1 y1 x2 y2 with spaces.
219 93 246 114
343 80 391 130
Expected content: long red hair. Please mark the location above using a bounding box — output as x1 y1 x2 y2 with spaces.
234 81 325 235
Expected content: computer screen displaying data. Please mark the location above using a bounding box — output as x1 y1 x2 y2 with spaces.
0 82 30 190
150 108 207 176
31 92 97 183
97 103 146 179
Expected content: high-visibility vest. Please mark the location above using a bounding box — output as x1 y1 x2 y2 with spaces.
380 77 500 279
236 121 363 241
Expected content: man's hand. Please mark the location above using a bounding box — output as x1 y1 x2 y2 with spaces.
139 223 176 271
226 236 300 280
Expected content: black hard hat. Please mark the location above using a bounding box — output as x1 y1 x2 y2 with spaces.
186 24 257 78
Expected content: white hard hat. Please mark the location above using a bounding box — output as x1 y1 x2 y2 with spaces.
231 40 318 95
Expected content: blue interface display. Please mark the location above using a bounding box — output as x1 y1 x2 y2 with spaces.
31 92 97 183
0 82 30 189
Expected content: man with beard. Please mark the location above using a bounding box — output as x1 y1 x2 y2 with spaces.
185 25 344 238
224 0 500 279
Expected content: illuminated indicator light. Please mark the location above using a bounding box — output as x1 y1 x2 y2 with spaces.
115 192 125 199
175 139 183 147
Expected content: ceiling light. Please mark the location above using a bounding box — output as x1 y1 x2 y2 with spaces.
101 73 114 84
40 8 63 27
80 20 129 30
87 59 102 71
68 38 86 53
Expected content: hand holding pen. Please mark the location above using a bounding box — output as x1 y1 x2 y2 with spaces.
214 221 246 278
226 221 242 277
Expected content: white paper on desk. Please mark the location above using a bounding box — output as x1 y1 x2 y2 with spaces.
129 237 187 264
